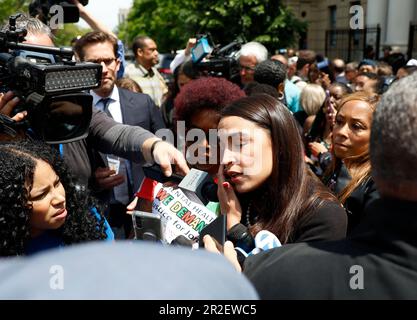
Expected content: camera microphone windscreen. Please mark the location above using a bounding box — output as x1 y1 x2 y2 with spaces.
178 168 218 205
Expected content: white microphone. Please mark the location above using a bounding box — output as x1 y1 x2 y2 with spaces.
253 230 282 252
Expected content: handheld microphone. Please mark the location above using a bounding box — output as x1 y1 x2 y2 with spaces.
235 230 282 257
171 235 194 247
142 164 218 205
253 230 282 251
142 164 183 184
178 168 218 205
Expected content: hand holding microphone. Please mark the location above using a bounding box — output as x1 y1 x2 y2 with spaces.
142 163 218 205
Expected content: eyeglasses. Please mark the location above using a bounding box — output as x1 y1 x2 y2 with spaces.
239 65 256 72
86 58 117 66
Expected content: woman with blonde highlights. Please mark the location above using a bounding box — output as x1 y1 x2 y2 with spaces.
323 92 380 233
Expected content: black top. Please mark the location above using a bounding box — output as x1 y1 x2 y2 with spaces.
227 199 347 249
325 162 380 234
244 197 417 299
290 200 347 243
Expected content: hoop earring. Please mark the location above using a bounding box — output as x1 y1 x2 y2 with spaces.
278 92 284 100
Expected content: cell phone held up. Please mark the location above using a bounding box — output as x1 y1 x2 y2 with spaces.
132 210 163 242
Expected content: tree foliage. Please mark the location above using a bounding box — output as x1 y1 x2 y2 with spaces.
53 24 91 47
0 0 89 47
119 0 307 53
0 0 30 25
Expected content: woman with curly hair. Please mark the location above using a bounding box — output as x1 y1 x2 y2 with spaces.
128 77 245 241
0 140 113 256
173 76 246 176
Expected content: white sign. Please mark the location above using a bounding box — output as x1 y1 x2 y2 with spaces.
152 184 218 244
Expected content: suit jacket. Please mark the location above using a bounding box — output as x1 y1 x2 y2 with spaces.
95 87 165 201
62 101 156 189
244 197 417 299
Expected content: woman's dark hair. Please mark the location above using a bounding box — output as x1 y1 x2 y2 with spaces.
221 94 337 243
243 82 281 100
0 140 108 256
254 59 287 88
170 59 201 100
174 76 245 127
307 82 352 142
330 82 353 99
161 59 201 128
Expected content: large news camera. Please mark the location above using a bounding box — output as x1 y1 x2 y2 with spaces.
0 14 102 143
29 0 89 24
191 34 243 82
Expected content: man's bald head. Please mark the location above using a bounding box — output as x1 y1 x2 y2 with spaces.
332 58 345 73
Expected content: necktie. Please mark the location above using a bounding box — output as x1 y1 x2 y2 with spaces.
98 98 111 116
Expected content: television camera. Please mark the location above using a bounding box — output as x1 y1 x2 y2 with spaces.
29 0 89 24
191 34 244 82
0 13 102 143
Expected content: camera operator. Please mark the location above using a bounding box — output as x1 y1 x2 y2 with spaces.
238 42 268 86
0 14 189 181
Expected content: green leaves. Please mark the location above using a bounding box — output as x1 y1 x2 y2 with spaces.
119 0 307 53
0 0 30 25
53 24 91 47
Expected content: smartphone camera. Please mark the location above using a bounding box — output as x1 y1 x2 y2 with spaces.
132 211 163 242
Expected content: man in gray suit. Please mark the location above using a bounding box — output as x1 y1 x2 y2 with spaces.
73 31 166 238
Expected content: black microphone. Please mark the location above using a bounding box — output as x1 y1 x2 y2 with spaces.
142 164 218 205
142 164 183 184
178 168 218 205
171 235 193 247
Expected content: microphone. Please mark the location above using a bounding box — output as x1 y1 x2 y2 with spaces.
142 164 183 184
252 230 282 254
171 235 194 247
142 164 218 205
178 168 218 205
235 230 282 257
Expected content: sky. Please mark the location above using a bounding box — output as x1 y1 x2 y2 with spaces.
77 0 133 31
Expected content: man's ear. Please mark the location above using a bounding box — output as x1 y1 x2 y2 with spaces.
136 48 143 58
278 82 285 95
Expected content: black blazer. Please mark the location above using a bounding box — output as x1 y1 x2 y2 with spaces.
96 87 165 198
244 197 417 299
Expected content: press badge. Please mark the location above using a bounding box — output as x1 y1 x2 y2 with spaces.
107 156 120 175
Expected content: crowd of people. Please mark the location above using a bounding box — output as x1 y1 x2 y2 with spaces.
0 1 417 300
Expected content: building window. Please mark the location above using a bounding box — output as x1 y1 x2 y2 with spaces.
329 5 337 47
